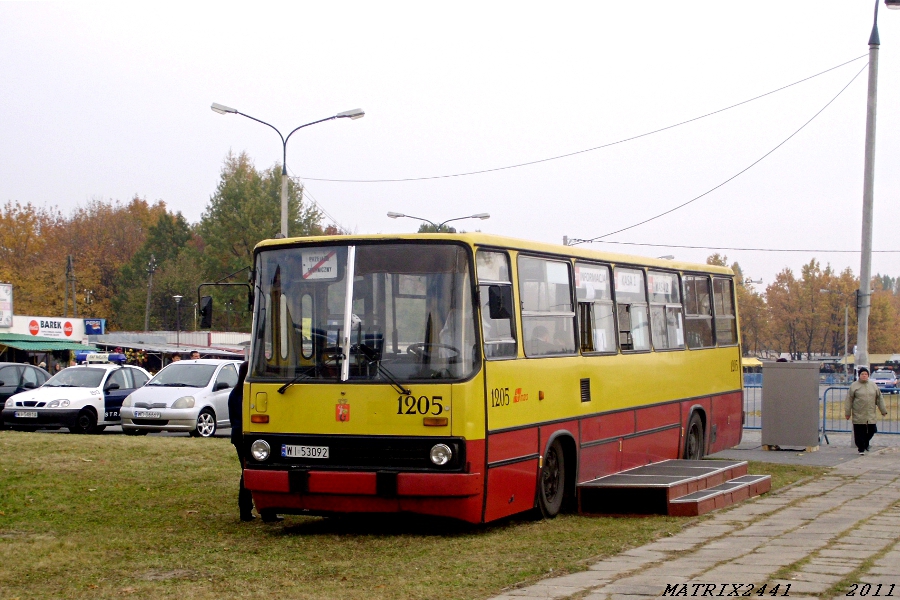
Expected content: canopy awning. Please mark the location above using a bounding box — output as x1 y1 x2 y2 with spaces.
741 357 762 368
0 333 98 352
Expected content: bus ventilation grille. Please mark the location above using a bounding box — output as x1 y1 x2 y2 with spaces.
580 378 591 403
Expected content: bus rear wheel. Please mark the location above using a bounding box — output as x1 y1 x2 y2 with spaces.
684 413 704 460
537 440 565 518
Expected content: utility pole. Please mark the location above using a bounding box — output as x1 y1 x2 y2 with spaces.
63 255 77 317
144 254 157 332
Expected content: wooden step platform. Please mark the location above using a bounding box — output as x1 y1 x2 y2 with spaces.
577 460 771 517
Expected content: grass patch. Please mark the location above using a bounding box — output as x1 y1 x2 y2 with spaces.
0 431 826 600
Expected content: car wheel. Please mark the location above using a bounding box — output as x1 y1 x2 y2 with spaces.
69 409 98 434
537 439 566 519
190 409 217 438
684 413 704 460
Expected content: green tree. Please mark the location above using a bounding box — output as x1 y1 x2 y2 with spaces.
197 151 323 279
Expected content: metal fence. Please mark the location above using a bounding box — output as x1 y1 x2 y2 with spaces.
821 386 900 436
741 384 900 436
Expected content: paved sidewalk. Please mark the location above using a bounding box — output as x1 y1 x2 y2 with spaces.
488 432 900 600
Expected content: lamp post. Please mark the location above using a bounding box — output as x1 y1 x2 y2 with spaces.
386 212 490 232
173 295 183 349
211 103 364 238
857 0 900 376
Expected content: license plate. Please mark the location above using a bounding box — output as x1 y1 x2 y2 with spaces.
282 444 329 459
14 411 38 418
133 411 161 418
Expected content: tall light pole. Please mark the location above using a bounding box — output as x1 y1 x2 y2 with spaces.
857 0 900 375
173 295 183 349
211 103 364 238
387 212 490 232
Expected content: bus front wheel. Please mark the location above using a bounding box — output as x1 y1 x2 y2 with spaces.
537 440 565 518
684 413 705 460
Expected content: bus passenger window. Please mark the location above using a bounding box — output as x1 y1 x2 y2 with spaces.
477 251 517 358
683 275 714 348
575 262 615 353
613 267 649 352
713 277 737 345
648 271 684 350
518 256 576 357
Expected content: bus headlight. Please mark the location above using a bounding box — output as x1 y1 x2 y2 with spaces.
250 440 271 462
429 443 452 466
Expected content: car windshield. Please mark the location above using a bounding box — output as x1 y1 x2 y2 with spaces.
251 242 478 383
147 364 217 388
44 368 106 388
873 372 894 380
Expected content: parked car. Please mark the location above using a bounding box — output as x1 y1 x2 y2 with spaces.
871 369 898 394
0 363 51 430
2 364 150 433
120 359 241 438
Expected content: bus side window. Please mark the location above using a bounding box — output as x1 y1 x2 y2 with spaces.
476 250 517 359
683 275 714 348
648 270 685 350
575 262 615 354
713 277 737 345
613 267 650 352
518 256 576 357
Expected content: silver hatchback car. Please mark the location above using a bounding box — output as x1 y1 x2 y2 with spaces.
120 359 241 437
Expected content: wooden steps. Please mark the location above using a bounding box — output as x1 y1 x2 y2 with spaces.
576 459 771 517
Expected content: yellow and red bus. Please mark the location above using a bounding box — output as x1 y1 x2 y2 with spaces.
239 233 743 523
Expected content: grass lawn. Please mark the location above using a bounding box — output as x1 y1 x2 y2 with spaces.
0 431 824 600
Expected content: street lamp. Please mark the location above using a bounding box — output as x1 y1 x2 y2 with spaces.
173 295 183 349
211 103 364 238
821 289 850 381
857 0 900 375
387 212 490 232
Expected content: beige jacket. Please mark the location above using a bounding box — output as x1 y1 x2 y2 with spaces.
844 380 887 424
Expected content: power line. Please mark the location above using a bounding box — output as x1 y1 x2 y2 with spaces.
571 63 868 246
584 240 900 254
286 172 351 234
296 55 867 184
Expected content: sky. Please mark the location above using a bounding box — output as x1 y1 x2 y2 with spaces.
2 2 900 290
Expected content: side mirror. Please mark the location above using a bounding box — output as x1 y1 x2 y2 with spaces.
199 296 213 329
214 381 230 391
488 285 513 320
23 382 36 389
0 380 5 386
105 383 120 391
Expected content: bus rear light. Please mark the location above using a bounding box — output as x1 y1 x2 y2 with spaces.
251 414 269 423
423 417 448 427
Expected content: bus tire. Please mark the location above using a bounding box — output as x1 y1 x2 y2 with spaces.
537 439 566 519
684 413 704 460
69 408 98 434
190 409 217 438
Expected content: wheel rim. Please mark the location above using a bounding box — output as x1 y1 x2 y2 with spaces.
542 447 561 503
77 412 93 431
196 412 215 437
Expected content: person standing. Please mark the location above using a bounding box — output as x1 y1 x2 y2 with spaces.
228 361 282 522
228 361 255 521
845 367 888 455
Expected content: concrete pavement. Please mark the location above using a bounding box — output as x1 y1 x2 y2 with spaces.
488 431 900 600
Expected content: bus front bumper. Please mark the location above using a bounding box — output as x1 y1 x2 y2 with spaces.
243 469 483 497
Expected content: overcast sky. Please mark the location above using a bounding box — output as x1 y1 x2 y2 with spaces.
2 2 899 289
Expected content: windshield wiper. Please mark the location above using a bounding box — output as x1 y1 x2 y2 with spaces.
277 369 315 394
375 362 411 396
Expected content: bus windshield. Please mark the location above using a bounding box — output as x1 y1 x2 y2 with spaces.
251 242 478 383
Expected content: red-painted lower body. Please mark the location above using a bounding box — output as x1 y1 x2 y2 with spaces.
244 440 486 524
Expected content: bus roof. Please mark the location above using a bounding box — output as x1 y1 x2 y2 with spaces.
254 232 734 276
